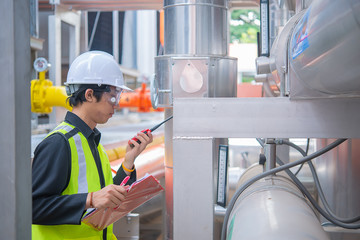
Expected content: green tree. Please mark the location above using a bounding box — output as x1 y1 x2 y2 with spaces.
230 9 260 43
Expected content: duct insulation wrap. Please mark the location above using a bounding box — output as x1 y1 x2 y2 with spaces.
288 0 360 98
164 0 228 55
227 169 329 240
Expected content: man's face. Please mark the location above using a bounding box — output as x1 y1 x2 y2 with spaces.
90 86 122 124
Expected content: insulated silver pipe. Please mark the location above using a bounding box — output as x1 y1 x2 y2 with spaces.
228 168 329 240
164 0 228 56
158 1 237 239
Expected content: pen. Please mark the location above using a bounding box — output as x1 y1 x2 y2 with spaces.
120 176 130 186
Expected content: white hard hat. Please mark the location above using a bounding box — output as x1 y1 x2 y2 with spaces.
65 51 132 91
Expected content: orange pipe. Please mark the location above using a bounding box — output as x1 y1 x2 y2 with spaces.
118 83 163 112
105 135 165 162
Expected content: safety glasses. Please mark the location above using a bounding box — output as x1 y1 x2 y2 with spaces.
104 88 123 106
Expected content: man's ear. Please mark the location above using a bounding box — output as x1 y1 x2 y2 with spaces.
84 89 95 103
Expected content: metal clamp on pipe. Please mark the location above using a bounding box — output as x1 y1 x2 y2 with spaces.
264 138 277 172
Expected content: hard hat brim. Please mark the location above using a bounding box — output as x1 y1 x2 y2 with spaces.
119 85 133 92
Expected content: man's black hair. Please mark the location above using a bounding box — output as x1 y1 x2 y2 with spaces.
67 84 111 107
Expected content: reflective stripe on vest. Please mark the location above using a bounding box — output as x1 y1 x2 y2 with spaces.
32 122 115 240
53 124 89 193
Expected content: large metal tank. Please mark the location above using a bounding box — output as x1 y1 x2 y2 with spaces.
258 0 360 98
289 0 360 98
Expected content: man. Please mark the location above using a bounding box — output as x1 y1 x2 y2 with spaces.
32 51 153 240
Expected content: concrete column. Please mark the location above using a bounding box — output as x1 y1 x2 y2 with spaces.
0 0 32 239
48 14 62 124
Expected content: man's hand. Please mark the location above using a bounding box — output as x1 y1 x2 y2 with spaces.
123 131 153 172
86 184 128 209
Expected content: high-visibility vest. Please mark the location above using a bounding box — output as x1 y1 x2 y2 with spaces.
32 122 116 240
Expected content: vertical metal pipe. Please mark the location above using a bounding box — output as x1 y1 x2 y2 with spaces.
163 0 228 56
265 138 277 171
160 1 236 239
112 11 119 63
88 11 100 50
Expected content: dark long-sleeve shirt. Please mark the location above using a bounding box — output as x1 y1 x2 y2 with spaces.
32 111 136 225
